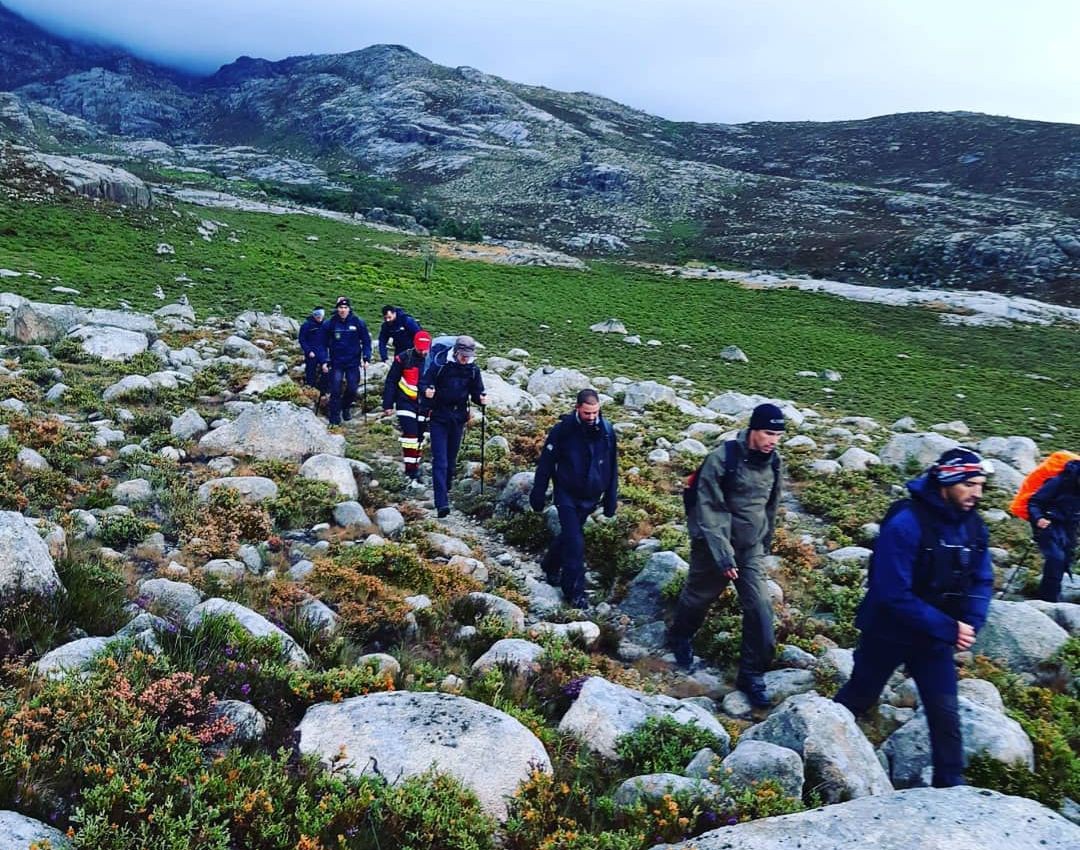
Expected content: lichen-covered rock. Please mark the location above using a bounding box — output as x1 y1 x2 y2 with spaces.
0 510 64 600
297 691 550 820
559 676 729 760
185 598 309 667
742 693 892 803
649 786 1080 850
198 402 345 461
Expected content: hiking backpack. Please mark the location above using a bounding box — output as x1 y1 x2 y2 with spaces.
419 335 459 389
868 497 989 617
1009 451 1080 521
682 439 780 514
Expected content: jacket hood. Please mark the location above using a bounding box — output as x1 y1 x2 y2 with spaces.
907 473 967 521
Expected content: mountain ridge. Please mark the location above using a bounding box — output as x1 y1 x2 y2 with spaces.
1 2 1078 301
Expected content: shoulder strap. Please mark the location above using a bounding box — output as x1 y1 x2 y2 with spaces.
721 440 780 486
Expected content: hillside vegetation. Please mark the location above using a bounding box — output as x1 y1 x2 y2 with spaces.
1 193 1077 448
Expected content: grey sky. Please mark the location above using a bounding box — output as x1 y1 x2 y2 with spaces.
6 0 1079 125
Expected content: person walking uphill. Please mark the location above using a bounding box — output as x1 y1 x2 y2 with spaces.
530 389 619 610
382 329 433 481
298 306 328 388
421 335 486 518
667 402 785 706
835 447 994 788
1028 457 1080 602
324 296 371 425
378 305 422 362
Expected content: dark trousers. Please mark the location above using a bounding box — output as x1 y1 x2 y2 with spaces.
1036 525 1075 603
327 366 360 422
542 499 596 600
429 418 465 510
835 634 963 787
673 538 775 675
304 357 326 388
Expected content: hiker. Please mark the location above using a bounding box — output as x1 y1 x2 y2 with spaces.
420 334 486 518
1028 458 1080 602
835 447 994 788
324 296 371 425
382 329 433 481
378 305 422 362
298 306 328 388
667 402 785 705
529 389 619 610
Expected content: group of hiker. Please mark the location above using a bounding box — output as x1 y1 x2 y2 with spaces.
297 300 1080 791
298 301 486 518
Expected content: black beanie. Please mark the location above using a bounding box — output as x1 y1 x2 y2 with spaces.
749 403 785 431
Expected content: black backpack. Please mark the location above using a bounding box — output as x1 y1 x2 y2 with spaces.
869 497 989 617
683 439 780 514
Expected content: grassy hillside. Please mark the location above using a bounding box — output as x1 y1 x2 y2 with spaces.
1 193 1076 447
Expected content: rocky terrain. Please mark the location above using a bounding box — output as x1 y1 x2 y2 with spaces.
0 2 1078 302
0 290 1078 847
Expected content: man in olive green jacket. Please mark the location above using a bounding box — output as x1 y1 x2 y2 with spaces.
668 403 785 707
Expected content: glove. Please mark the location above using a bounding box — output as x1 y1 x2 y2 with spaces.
529 492 545 513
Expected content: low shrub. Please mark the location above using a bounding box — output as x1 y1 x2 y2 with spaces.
615 715 726 775
97 513 157 549
265 476 339 529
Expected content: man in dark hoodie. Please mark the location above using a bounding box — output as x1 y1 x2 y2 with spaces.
378 305 422 362
1029 458 1080 602
421 335 486 518
298 306 328 388
835 447 994 788
324 296 372 425
667 402 784 705
530 389 618 610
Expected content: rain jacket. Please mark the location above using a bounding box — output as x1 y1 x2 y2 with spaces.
855 474 993 646
686 429 781 571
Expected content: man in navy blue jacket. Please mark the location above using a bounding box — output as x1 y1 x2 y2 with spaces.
378 305 422 362
530 389 618 609
421 335 486 518
1029 458 1080 602
835 447 994 788
298 306 328 388
324 296 371 425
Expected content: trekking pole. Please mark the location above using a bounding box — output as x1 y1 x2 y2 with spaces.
480 403 487 495
361 363 368 426
997 539 1033 598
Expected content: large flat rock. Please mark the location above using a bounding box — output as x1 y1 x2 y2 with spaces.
650 786 1080 849
297 691 550 820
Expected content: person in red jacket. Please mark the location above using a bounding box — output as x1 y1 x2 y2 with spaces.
382 330 433 481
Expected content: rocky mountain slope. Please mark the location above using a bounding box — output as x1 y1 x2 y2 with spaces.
0 292 1078 847
1 1 1078 303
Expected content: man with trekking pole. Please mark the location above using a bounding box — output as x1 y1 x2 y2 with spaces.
835 447 995 788
324 296 371 426
1027 457 1080 602
421 335 486 519
530 389 618 610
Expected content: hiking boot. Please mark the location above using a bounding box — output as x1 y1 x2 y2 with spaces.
568 594 589 610
341 408 352 421
437 507 450 519
328 417 341 426
735 672 771 709
668 635 694 671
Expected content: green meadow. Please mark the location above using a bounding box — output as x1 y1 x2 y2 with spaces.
1 193 1076 446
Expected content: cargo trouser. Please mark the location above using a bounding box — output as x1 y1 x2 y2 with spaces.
673 537 775 675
